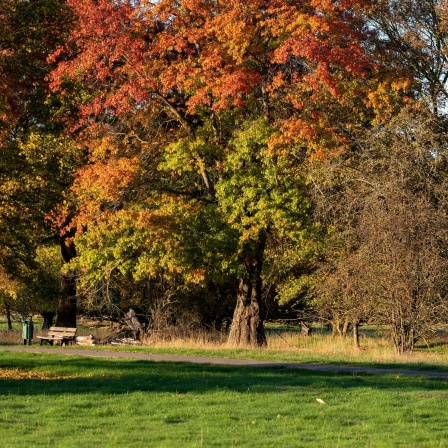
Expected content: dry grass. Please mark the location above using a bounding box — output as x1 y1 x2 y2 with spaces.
0 367 79 380
1 320 447 369
0 330 24 345
138 326 448 368
266 331 448 367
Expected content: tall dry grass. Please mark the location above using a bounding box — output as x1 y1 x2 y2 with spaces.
139 325 448 368
1 319 447 368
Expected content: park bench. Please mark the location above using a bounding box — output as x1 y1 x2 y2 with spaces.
36 327 77 346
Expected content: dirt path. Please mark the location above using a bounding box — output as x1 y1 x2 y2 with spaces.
2 345 448 378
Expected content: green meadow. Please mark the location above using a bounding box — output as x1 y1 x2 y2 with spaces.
1 351 448 447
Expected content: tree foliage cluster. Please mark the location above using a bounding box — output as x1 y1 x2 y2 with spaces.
2 0 448 352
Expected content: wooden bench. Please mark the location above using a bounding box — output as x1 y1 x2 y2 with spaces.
36 327 77 346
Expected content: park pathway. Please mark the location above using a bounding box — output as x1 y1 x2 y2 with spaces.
2 345 448 378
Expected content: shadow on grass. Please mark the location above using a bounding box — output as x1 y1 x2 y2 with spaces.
1 353 447 398
2 343 448 373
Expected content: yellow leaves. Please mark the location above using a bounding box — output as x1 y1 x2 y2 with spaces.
366 77 412 124
391 78 412 92
0 368 78 380
89 134 119 161
185 268 206 284
0 267 20 298
287 12 323 35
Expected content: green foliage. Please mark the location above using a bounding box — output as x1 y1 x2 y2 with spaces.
214 119 318 310
31 244 62 314
159 137 221 179
217 119 310 244
0 0 77 279
0 243 61 317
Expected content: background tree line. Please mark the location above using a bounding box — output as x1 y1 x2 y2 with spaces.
1 0 448 353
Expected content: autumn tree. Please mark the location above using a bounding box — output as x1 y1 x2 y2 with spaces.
312 108 448 354
367 0 448 113
0 0 82 328
50 0 374 346
307 0 448 353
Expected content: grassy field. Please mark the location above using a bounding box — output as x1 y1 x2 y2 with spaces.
1 351 448 447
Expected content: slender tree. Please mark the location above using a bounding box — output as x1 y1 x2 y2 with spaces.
312 108 448 353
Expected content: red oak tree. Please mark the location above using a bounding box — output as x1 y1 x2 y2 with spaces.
50 0 375 345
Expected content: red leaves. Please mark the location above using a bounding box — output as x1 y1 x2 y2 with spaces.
49 0 375 237
50 0 372 129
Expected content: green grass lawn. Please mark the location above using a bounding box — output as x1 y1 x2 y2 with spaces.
1 351 448 447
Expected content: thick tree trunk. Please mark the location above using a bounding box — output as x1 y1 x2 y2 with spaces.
227 277 267 347
227 237 267 347
41 311 55 330
56 239 77 328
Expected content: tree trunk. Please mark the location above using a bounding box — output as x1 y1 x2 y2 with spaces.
332 318 351 338
227 237 267 347
331 320 342 337
41 311 55 330
227 277 267 347
56 238 77 328
353 321 360 349
5 306 12 331
342 318 350 337
392 322 416 354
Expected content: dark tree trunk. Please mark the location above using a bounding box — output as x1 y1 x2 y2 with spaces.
227 277 267 347
56 239 77 328
5 306 12 331
227 236 267 347
41 311 55 330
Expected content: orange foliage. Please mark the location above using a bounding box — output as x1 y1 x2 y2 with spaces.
48 0 387 280
50 0 374 131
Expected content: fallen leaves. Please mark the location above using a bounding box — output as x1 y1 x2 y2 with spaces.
0 367 75 380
